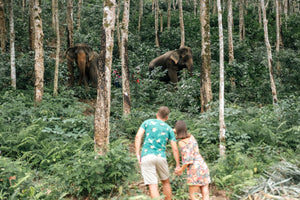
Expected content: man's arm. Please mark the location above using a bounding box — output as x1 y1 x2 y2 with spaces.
170 140 180 169
135 127 145 164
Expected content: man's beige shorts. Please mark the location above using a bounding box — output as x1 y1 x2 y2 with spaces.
141 154 170 185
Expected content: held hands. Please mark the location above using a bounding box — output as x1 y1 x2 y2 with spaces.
175 166 183 176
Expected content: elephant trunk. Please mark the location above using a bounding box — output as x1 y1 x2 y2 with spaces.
77 51 88 86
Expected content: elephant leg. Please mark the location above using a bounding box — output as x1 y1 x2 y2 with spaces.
168 68 178 84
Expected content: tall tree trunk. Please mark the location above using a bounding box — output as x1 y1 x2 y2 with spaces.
138 0 143 32
121 0 131 115
275 0 281 74
228 0 234 64
0 0 6 53
261 0 278 105
167 0 171 29
154 0 160 50
53 0 60 96
29 0 35 50
239 0 245 41
160 10 163 32
258 0 262 27
200 0 213 113
33 0 44 103
66 0 74 86
179 0 185 47
77 0 83 29
116 0 121 56
9 0 15 89
94 0 116 155
217 0 226 157
52 0 55 28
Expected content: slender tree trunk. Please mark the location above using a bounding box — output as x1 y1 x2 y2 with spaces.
258 0 262 27
29 0 35 50
160 10 163 32
0 0 6 53
66 0 73 48
53 0 60 96
239 0 245 40
154 0 160 50
283 0 288 29
261 0 278 104
179 0 185 47
116 0 121 56
77 0 83 29
275 0 281 74
33 0 44 103
228 0 234 64
94 0 116 155
121 0 131 115
66 0 74 86
52 0 55 28
138 0 143 32
200 0 213 113
167 0 171 29
217 0 226 157
9 0 15 89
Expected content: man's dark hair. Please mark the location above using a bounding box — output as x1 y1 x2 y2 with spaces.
157 106 170 119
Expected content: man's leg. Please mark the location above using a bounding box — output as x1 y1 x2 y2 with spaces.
161 178 172 200
148 184 160 199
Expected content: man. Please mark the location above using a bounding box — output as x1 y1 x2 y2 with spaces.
135 106 180 200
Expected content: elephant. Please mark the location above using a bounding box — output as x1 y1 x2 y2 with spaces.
149 46 193 84
65 43 98 87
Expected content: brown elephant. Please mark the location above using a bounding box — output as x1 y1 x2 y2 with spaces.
65 43 98 87
149 46 193 84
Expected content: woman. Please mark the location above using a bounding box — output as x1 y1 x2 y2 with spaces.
174 120 210 200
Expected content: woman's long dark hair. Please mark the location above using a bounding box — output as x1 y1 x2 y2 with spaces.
175 120 190 139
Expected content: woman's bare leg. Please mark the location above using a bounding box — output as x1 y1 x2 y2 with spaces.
189 185 200 200
200 184 210 200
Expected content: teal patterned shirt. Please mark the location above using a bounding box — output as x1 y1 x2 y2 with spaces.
140 119 176 158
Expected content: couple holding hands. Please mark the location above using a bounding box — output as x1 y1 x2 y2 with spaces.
135 106 210 200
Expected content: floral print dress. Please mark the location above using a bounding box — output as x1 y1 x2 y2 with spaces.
180 135 211 186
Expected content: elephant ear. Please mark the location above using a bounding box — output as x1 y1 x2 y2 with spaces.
65 47 76 62
170 51 180 64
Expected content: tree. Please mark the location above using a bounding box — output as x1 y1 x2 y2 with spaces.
94 0 116 155
29 0 35 50
217 0 226 157
66 0 74 86
261 0 278 104
33 0 44 103
121 0 131 115
200 0 213 113
228 0 234 64
167 0 171 29
53 0 60 96
77 0 83 29
178 0 185 47
239 0 245 40
9 0 15 89
138 0 143 32
0 0 6 53
154 0 160 50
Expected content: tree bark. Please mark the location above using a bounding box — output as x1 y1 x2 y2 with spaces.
29 0 35 50
194 0 197 15
167 0 171 29
116 0 121 56
0 0 6 53
239 0 245 41
200 0 213 113
66 0 74 86
94 0 116 155
66 0 73 48
228 0 234 64
138 0 143 32
154 0 160 50
121 0 131 115
9 0 15 89
217 0 226 157
53 0 60 96
261 0 278 105
77 0 83 29
33 0 44 103
179 0 185 47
